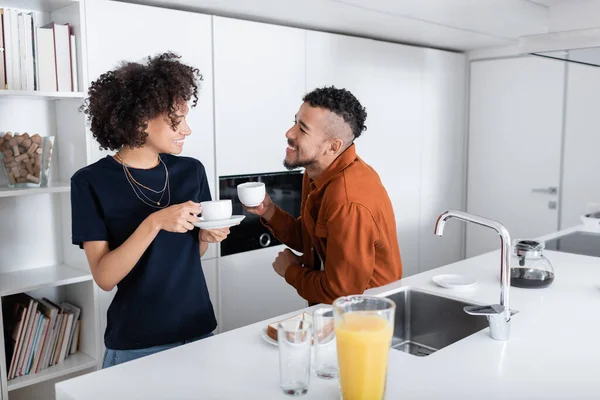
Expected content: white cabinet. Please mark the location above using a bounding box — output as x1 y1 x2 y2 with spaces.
213 17 306 177
466 57 564 257
561 62 600 228
85 0 217 352
419 49 467 272
218 246 307 332
305 31 467 276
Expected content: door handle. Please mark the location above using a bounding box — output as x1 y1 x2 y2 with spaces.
532 187 558 195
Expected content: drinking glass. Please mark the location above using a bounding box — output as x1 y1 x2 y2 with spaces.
312 307 339 379
278 319 312 396
333 295 396 400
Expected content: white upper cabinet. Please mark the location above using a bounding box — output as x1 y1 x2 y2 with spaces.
213 17 306 177
419 49 467 272
85 0 216 201
305 31 423 276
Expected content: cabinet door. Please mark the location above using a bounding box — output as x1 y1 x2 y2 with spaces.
306 31 423 276
85 0 216 205
419 49 467 272
85 1 217 351
561 62 600 228
213 17 306 177
467 57 564 257
219 246 307 332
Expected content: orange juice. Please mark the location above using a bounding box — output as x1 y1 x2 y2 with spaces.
335 313 393 400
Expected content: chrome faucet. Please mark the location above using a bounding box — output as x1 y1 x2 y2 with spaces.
434 210 512 341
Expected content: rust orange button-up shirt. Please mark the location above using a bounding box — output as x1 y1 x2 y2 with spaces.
263 144 403 305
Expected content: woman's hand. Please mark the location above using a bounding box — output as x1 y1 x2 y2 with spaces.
150 201 201 233
199 227 231 243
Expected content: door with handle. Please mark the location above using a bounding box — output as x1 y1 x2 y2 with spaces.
532 187 558 195
467 57 564 257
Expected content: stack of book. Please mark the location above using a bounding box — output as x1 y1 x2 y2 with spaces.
2 293 81 380
0 8 78 91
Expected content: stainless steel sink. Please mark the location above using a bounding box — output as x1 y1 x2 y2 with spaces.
384 288 488 357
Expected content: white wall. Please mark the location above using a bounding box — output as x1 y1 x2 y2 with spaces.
561 62 600 228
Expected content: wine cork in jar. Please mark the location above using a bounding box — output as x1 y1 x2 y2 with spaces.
26 174 39 184
7 172 15 185
31 134 42 145
33 165 41 178
15 135 24 145
34 154 41 167
27 142 38 155
22 138 32 148
22 133 30 140
19 168 28 178
11 166 20 178
16 177 27 183
24 159 33 174
15 153 29 163
3 149 12 158
10 139 19 156
3 132 12 141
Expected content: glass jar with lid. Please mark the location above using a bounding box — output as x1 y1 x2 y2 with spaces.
510 239 555 289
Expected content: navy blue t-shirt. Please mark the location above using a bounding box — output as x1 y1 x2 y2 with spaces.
70 154 217 350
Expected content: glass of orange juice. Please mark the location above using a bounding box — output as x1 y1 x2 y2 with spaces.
333 295 395 400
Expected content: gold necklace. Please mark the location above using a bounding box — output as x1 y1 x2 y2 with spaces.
115 152 170 207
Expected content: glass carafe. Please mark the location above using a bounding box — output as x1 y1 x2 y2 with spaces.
510 239 555 289
332 295 395 400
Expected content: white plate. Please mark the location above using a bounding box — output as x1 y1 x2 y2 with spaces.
432 274 477 289
193 215 245 230
261 327 278 347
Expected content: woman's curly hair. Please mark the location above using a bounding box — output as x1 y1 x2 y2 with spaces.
81 52 202 151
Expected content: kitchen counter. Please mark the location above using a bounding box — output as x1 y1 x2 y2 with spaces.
56 225 600 400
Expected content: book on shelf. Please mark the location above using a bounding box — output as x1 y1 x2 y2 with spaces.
0 7 78 92
2 294 82 380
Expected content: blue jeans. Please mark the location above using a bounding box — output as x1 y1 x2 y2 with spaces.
102 332 214 368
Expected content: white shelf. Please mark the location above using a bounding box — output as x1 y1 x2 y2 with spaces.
7 352 96 391
0 264 92 297
0 0 79 14
0 181 70 198
0 91 85 100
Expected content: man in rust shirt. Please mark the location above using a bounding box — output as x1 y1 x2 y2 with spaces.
246 86 403 305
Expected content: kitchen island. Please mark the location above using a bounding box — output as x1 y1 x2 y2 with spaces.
55 225 600 400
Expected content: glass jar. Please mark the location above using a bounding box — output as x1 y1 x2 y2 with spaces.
510 239 555 289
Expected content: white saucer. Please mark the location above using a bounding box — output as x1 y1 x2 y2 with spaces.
432 274 477 289
261 327 278 347
193 215 245 230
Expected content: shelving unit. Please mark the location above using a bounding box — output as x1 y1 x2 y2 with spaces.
0 182 70 198
0 265 92 297
7 353 96 392
0 0 100 399
0 91 85 100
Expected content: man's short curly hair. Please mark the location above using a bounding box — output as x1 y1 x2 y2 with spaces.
302 86 367 140
81 52 202 151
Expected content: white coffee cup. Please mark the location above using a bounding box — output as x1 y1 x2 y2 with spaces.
200 199 232 221
237 182 266 207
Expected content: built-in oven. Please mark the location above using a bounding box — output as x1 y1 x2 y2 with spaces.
219 170 303 256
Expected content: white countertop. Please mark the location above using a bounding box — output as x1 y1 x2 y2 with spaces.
56 225 600 400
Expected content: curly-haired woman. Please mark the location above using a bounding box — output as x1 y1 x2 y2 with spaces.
71 52 229 368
